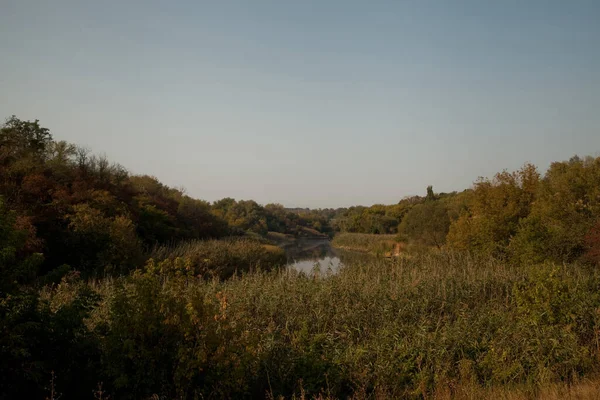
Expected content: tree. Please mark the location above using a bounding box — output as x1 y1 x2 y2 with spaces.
66 203 143 274
509 156 600 264
447 163 540 258
0 116 53 163
0 197 43 292
398 201 450 248
426 185 435 201
177 197 228 239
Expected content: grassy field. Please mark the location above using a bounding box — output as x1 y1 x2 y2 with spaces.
40 250 600 399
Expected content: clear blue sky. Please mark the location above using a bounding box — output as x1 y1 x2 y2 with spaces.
1 1 599 208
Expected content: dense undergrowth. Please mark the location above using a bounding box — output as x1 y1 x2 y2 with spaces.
29 252 600 399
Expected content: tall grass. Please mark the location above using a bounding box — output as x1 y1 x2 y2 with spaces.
150 237 287 279
39 251 600 398
331 233 399 254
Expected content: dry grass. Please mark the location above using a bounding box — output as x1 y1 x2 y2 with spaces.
433 378 600 400
331 233 399 254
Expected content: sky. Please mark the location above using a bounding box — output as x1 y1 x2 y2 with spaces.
1 0 599 208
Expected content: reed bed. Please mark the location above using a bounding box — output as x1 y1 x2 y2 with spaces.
39 251 600 398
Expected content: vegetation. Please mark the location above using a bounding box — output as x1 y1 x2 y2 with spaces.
331 232 399 255
36 253 600 399
398 200 450 248
2 115 600 398
447 164 540 259
0 116 333 274
447 158 600 265
331 202 416 234
151 238 287 280
330 188 468 236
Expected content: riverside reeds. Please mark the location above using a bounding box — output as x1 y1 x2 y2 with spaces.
331 233 398 254
41 251 600 398
150 238 287 279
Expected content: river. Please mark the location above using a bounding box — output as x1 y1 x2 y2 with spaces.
282 238 342 274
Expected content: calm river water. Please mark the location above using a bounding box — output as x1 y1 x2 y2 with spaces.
283 239 342 274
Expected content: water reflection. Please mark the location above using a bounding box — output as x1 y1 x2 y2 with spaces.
284 239 342 274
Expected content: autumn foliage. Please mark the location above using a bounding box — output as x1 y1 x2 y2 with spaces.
584 220 600 265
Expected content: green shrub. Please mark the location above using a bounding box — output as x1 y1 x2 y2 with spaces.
398 201 450 248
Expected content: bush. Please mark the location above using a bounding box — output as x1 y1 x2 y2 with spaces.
1 280 100 400
447 163 539 258
398 201 450 248
510 157 600 264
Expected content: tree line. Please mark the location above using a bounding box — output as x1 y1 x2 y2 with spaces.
2 114 599 280
0 116 339 277
397 160 600 265
335 159 600 267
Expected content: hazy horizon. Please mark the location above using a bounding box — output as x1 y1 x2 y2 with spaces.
2 1 599 208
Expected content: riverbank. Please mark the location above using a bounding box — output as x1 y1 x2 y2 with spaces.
150 237 287 279
267 227 329 244
331 232 403 256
